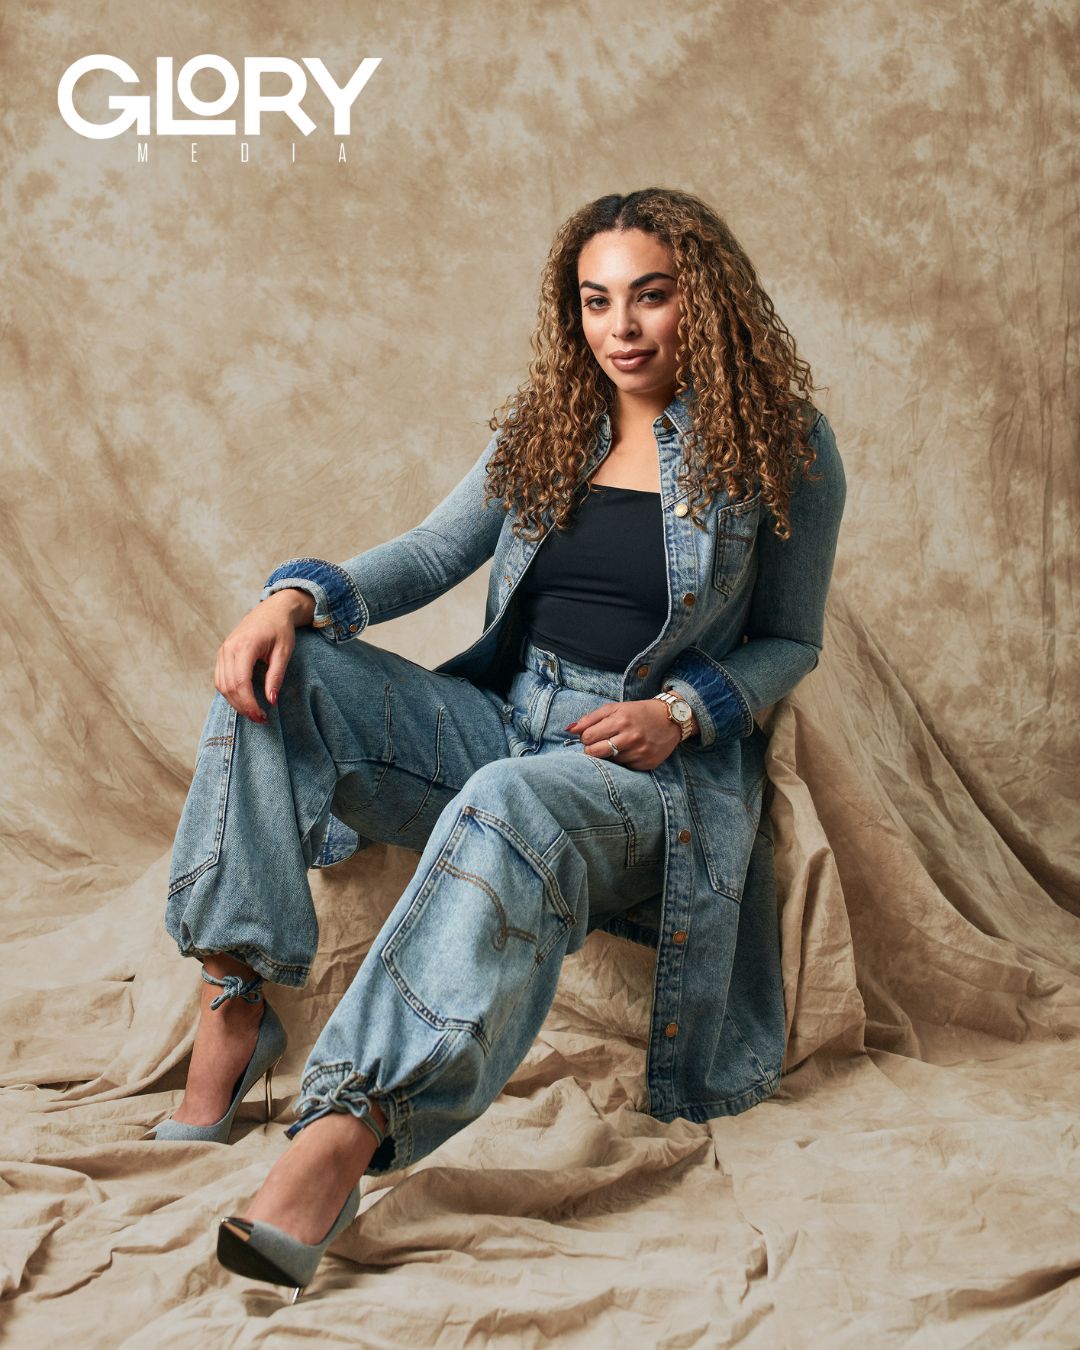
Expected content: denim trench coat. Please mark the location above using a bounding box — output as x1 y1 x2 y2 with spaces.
261 388 846 1126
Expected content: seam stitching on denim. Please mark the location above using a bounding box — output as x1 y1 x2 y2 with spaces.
464 805 572 922
435 856 537 951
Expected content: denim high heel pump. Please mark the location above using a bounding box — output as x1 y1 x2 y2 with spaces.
150 969 288 1144
217 1184 362 1301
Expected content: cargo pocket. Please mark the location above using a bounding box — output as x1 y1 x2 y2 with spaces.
380 802 574 1051
167 696 238 897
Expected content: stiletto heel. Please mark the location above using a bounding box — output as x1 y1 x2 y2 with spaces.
264 1059 276 1123
217 1185 362 1298
149 968 288 1145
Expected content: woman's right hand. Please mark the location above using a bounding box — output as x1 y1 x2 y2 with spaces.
214 588 317 724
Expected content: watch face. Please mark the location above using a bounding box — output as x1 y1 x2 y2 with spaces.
670 698 692 724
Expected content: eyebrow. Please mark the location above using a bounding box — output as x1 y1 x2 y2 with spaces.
578 272 676 293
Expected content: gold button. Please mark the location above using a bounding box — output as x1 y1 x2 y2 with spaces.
665 1021 679 1038
636 663 650 678
678 827 691 844
674 502 689 517
659 415 674 431
682 592 696 607
672 929 688 945
349 623 359 632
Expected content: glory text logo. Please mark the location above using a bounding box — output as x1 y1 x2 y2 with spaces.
57 54 382 140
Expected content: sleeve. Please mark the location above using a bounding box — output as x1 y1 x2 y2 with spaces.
661 410 847 747
261 430 507 643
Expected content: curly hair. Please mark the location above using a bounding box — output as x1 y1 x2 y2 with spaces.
481 187 824 543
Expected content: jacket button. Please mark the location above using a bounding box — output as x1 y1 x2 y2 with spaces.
636 663 650 678
678 827 691 844
665 1021 679 1038
672 929 688 945
659 415 675 431
682 592 696 607
349 623 359 632
674 502 689 517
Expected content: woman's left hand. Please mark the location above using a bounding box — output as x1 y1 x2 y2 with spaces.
566 699 692 772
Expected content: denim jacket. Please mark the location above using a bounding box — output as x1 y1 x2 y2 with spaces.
261 389 846 1125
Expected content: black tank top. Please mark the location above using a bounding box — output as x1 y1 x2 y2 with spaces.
518 481 667 672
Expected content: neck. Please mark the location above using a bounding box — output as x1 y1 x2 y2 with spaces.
611 386 676 438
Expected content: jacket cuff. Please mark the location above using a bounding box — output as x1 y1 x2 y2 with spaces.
261 558 368 644
662 647 754 748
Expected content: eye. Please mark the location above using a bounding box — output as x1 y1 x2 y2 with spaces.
583 296 608 310
640 289 668 302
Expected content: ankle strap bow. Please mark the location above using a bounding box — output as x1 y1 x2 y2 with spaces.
201 969 264 1011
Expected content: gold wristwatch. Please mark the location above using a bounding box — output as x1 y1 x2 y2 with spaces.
654 689 696 742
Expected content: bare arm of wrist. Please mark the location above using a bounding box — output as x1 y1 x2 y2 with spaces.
267 588 317 626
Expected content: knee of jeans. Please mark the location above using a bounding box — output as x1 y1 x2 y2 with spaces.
285 624 338 684
457 760 547 833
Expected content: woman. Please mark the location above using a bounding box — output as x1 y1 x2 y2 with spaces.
153 187 846 1298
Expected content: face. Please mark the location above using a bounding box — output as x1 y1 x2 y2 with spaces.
576 228 682 407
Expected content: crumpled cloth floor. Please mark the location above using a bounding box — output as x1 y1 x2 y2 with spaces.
3 589 1078 1346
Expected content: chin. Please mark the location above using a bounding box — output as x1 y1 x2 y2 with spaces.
609 372 672 396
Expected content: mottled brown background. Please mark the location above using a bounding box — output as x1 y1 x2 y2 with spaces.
3 1 1078 1344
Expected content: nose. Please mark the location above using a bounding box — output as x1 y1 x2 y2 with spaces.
609 301 640 339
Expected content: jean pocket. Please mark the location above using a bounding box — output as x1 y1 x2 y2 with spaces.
167 695 237 897
379 802 574 1050
712 492 762 597
682 764 759 900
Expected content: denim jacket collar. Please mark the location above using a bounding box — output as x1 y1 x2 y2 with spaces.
596 384 697 450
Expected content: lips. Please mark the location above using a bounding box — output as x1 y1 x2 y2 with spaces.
610 351 656 370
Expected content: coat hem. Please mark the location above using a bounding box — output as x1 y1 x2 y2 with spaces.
649 1069 782 1125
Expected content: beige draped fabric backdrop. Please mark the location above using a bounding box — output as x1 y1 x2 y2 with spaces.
3 1 1078 1343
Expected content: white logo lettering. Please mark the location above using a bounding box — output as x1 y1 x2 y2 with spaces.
57 54 381 139
57 55 148 139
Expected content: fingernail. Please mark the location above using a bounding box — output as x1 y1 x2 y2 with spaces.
565 722 577 731
268 689 277 705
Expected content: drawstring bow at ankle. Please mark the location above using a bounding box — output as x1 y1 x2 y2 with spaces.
201 968 264 1010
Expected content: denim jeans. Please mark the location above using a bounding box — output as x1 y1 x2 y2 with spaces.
164 627 666 1173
